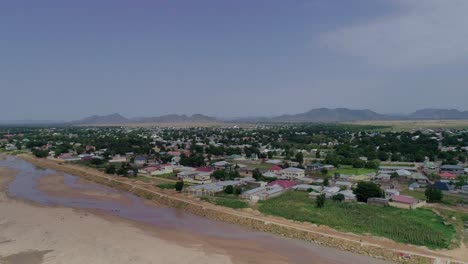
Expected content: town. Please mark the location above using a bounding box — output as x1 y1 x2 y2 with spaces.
1 123 467 252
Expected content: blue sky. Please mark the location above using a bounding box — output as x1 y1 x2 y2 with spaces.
1 0 468 120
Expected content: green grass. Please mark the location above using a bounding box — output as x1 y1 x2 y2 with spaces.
380 163 415 167
201 196 249 209
157 183 176 189
437 209 468 244
150 172 176 178
258 191 455 249
237 162 273 170
401 189 468 206
134 176 151 183
328 167 376 176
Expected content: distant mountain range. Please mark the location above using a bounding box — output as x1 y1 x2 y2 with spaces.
269 108 388 123
4 108 468 125
407 109 468 120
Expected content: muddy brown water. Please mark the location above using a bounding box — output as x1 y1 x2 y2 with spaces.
0 156 390 264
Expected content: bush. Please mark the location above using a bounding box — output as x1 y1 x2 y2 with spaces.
175 181 184 192
425 186 443 203
105 164 116 174
332 193 345 202
224 185 234 194
32 148 48 158
316 194 326 208
354 181 383 202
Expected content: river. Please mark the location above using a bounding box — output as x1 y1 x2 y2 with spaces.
0 156 389 264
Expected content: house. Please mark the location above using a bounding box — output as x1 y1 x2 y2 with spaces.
177 170 198 179
348 174 371 182
265 159 282 165
408 182 420 190
432 181 454 191
323 186 340 198
407 173 429 185
389 195 426 209
395 169 412 177
269 165 283 172
293 184 322 192
240 185 284 202
141 165 173 176
186 180 243 196
440 165 465 175
267 180 297 189
307 162 323 171
379 166 418 172
439 172 457 180
213 160 230 169
368 198 389 207
461 185 468 194
261 171 278 179
134 156 146 166
109 155 127 163
279 167 305 179
338 190 357 202
335 181 353 190
422 160 436 170
375 173 391 181
384 189 400 199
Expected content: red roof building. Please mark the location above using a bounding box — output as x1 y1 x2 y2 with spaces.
267 180 297 189
390 195 418 205
195 167 214 173
270 165 282 171
439 172 457 180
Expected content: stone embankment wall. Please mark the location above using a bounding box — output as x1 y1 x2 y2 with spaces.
20 155 448 264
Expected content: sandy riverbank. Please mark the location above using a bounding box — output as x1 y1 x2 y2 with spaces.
0 168 235 264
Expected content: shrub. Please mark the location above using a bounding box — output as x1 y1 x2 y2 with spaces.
316 194 326 208
175 181 184 192
332 193 345 202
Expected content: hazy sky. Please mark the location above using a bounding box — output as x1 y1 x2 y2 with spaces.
2 0 468 120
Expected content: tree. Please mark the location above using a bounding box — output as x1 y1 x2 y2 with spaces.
234 187 242 195
105 164 116 174
224 185 234 194
212 169 227 180
320 168 328 176
295 152 304 164
175 181 184 192
252 168 262 181
316 194 326 208
354 181 383 202
32 148 48 158
332 193 345 202
425 186 443 203
377 151 389 161
323 177 329 187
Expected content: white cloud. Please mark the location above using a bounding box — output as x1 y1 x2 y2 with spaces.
321 0 468 68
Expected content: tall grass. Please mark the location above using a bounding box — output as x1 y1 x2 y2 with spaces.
258 191 454 249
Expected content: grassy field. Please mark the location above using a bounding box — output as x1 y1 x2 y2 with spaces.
401 189 468 206
201 196 249 209
328 167 376 176
258 191 454 249
157 183 176 189
380 163 415 167
237 162 273 170
437 209 468 244
350 120 468 132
